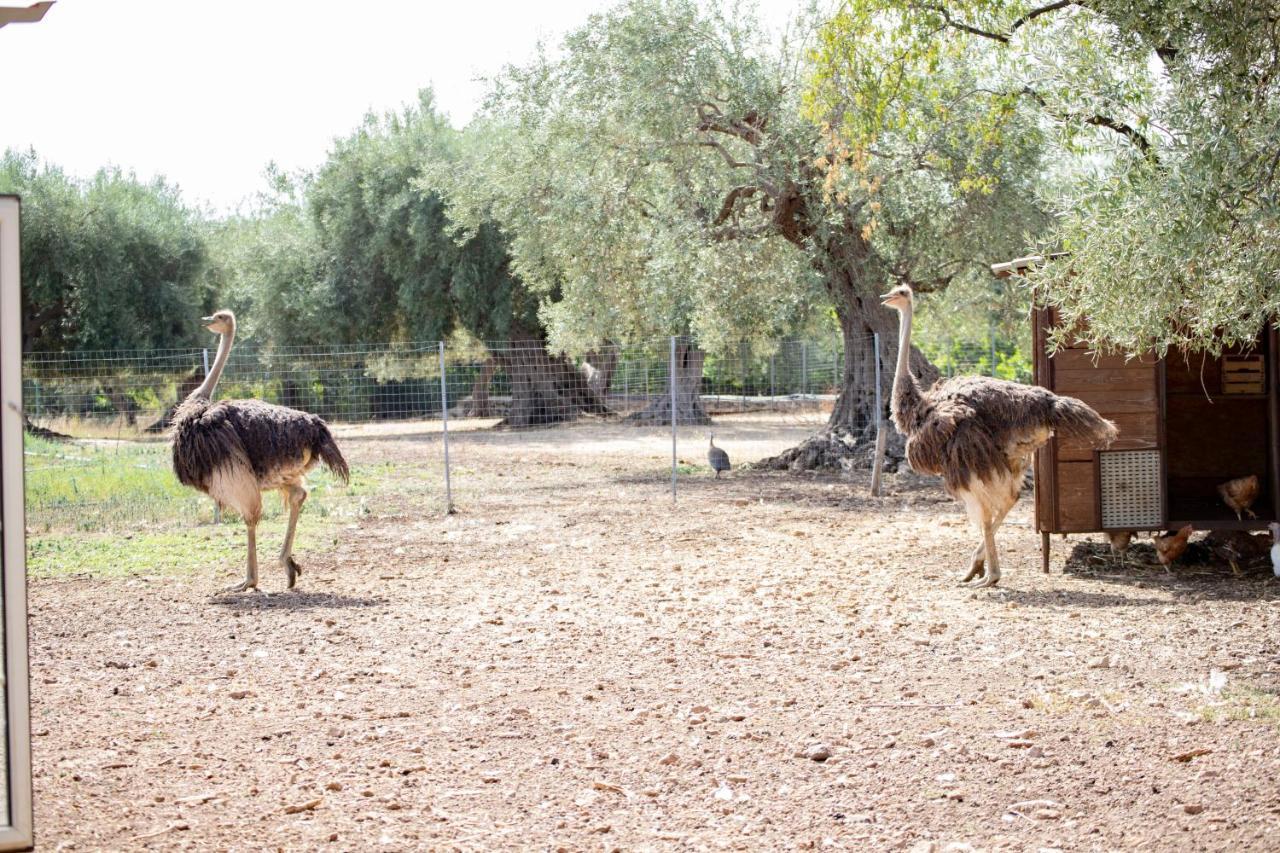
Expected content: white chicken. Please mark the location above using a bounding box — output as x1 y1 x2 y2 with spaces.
1270 522 1280 578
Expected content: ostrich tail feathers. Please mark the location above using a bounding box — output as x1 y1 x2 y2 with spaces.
315 427 350 484
1050 395 1118 448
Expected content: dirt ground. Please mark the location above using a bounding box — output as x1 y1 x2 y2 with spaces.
29 418 1280 851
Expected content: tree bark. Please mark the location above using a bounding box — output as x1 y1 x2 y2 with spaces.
460 357 498 418
494 336 611 428
581 347 618 397
624 340 711 425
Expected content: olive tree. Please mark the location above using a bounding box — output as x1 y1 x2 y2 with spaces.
814 1 1280 356
445 0 1047 461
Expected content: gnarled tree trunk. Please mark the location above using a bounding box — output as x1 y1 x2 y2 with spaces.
759 245 937 471
580 347 618 397
494 336 611 428
624 339 710 425
461 357 498 418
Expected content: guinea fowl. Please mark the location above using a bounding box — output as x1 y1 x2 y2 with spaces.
171 311 349 592
881 284 1117 587
708 434 731 478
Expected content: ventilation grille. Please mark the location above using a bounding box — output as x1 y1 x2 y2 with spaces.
1099 449 1163 529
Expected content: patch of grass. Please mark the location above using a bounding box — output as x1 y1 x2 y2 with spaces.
21 433 453 578
27 515 345 579
23 433 378 533
1197 687 1280 725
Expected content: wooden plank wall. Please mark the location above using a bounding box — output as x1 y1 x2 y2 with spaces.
1039 309 1161 532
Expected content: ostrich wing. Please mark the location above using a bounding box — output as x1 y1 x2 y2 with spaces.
905 394 1025 494
172 400 252 490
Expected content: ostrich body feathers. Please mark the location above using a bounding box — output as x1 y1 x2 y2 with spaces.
894 375 1117 494
172 396 349 497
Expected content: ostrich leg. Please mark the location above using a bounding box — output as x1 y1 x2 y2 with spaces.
962 541 988 584
960 471 1023 586
223 522 261 593
972 520 1002 588
960 497 1020 583
279 483 308 589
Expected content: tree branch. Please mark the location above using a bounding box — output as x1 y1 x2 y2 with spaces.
1082 113 1153 158
712 185 759 226
921 1 1078 43
1017 86 1155 161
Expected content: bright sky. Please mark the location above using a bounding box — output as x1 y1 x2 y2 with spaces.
2 1 798 213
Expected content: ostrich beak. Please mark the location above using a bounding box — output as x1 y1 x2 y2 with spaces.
201 316 215 324
879 291 895 305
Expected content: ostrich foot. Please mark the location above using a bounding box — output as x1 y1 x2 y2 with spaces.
960 559 985 584
284 556 303 590
965 567 1001 588
219 579 259 594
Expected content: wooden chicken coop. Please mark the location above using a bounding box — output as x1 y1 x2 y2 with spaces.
992 256 1279 569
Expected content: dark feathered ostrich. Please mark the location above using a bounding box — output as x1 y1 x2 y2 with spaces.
881 285 1117 587
171 311 349 592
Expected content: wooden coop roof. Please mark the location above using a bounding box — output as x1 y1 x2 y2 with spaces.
990 252 1070 279
0 2 52 29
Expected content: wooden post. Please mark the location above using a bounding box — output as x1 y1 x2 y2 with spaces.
1041 529 1051 573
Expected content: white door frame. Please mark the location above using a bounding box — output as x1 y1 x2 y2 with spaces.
0 194 34 850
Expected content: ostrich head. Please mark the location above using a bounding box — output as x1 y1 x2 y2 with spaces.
880 284 913 312
202 310 236 335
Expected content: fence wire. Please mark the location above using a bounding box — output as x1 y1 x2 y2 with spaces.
22 333 1014 533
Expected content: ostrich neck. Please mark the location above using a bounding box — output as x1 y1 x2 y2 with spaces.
890 303 925 429
192 325 234 401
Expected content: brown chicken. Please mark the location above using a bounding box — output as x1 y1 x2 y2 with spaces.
1153 524 1194 569
1218 475 1260 520
1108 531 1133 556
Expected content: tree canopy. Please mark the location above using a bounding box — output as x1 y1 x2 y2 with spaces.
208 91 539 351
812 1 1280 355
443 0 1049 445
1 149 211 352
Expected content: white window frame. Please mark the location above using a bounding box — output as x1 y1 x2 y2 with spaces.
0 194 34 851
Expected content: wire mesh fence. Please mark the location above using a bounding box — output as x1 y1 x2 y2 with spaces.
22 332 1016 533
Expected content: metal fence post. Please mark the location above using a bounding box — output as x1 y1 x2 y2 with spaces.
438 341 454 514
871 333 888 498
670 335 678 504
740 340 748 412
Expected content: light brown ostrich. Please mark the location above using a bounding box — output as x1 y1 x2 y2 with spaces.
171 311 349 593
881 285 1117 587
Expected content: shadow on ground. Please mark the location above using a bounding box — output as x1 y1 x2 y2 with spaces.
208 590 388 610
